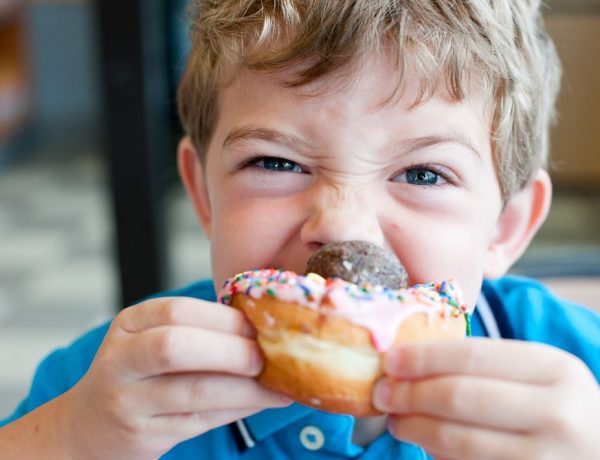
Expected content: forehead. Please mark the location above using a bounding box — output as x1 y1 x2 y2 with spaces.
214 52 493 154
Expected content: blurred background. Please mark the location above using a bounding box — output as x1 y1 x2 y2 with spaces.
0 0 599 416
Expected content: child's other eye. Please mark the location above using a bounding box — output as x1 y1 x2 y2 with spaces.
391 165 449 186
248 156 305 173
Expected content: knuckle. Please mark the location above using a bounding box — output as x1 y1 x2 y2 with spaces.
428 422 456 452
545 347 587 383
190 412 212 434
105 388 136 431
113 307 133 329
157 299 185 325
455 436 482 459
429 423 476 458
153 329 180 370
562 355 588 380
439 380 468 415
463 344 487 373
395 345 426 376
243 342 261 375
95 348 119 375
541 399 578 439
408 346 427 374
189 378 209 403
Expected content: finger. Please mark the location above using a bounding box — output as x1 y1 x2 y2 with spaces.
137 373 291 415
383 339 571 384
124 326 263 378
388 415 533 460
151 407 266 440
117 297 255 338
374 375 551 431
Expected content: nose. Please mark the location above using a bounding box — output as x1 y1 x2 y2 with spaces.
299 184 384 248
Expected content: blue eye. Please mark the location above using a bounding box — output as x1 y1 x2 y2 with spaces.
252 157 304 173
406 168 439 185
391 165 449 186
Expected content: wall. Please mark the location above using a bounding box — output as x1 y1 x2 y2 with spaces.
546 14 600 187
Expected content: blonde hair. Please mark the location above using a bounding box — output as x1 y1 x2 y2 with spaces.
178 0 561 198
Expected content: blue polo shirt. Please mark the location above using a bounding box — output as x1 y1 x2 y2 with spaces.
2 276 599 459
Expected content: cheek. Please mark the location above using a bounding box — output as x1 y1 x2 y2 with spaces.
209 193 304 287
386 212 495 308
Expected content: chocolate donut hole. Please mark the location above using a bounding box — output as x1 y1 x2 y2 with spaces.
306 241 408 289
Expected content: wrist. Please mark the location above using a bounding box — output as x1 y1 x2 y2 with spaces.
0 394 77 460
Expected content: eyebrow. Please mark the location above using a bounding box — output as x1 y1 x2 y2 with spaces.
223 125 480 159
222 126 313 151
393 134 481 159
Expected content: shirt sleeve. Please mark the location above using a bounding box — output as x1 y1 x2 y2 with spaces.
0 322 111 427
486 276 600 382
0 278 217 428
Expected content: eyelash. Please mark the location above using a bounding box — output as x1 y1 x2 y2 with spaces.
241 156 454 186
242 156 308 174
391 163 454 186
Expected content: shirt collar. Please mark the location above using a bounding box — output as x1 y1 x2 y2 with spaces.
235 404 368 457
240 403 315 446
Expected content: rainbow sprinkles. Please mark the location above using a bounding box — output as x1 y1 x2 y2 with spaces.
219 269 471 351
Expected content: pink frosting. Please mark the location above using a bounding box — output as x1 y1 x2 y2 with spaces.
218 269 468 351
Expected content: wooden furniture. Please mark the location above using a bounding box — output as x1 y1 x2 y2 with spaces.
0 2 32 151
546 13 600 188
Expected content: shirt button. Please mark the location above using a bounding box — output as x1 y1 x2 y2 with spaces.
299 425 325 451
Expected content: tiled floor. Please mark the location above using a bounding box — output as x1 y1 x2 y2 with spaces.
0 150 599 418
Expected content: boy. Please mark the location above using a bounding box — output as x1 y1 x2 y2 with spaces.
1 0 599 458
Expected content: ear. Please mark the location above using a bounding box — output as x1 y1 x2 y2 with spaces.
177 136 212 239
484 169 552 278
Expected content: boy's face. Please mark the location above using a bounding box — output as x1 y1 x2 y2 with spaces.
180 52 538 307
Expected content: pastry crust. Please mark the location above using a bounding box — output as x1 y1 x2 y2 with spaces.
230 292 466 416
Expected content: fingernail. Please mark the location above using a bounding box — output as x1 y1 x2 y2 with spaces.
242 321 257 338
373 379 391 411
383 347 400 373
251 347 264 374
274 394 293 406
384 346 413 377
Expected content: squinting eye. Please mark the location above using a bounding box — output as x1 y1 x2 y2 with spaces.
252 157 304 173
391 165 448 186
406 169 440 185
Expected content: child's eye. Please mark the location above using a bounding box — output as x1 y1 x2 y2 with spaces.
390 165 450 186
406 168 441 185
247 156 305 173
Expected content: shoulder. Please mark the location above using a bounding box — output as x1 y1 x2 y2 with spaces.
482 275 600 376
483 275 599 323
146 278 217 302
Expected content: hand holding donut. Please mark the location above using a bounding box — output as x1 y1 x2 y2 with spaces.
43 297 291 460
373 339 600 460
219 241 470 415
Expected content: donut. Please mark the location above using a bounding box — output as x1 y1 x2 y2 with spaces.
306 240 408 289
218 269 470 416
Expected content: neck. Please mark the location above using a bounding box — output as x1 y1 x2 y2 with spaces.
352 415 388 447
